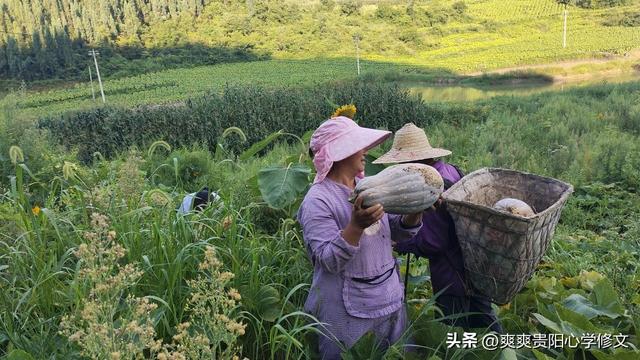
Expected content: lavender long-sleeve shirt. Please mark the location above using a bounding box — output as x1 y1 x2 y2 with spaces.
394 160 467 296
297 178 422 320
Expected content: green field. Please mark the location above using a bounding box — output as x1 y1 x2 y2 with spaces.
5 0 640 119
2 78 640 359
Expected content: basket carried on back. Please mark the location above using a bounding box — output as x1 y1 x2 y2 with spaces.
442 168 573 305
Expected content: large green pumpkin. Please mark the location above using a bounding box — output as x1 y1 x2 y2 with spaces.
350 163 444 214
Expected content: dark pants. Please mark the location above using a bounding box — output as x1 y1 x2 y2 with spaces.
436 294 503 333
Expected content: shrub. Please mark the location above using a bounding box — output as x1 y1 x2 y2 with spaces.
38 81 436 163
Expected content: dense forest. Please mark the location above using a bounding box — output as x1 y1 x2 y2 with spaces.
0 0 634 81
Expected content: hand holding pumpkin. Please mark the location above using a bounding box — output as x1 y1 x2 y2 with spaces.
350 196 384 230
342 196 384 246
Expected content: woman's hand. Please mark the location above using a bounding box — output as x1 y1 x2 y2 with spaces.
351 196 384 229
342 196 384 246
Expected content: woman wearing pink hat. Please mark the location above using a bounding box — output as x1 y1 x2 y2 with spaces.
297 116 423 359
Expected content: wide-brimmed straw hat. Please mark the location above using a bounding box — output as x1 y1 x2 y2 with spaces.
373 123 451 164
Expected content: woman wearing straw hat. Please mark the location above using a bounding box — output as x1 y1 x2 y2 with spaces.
374 123 503 333
297 116 424 359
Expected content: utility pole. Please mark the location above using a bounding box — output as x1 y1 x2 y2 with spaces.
88 49 105 103
562 4 568 48
88 65 95 101
353 34 361 76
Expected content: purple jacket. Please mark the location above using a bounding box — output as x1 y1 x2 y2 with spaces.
394 160 467 297
297 178 422 319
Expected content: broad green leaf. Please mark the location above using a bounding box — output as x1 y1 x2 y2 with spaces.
243 285 281 322
591 279 624 316
560 276 579 289
255 285 280 321
555 304 600 335
531 349 554 360
258 164 311 209
5 349 36 360
562 294 620 320
578 271 605 291
499 348 517 360
239 130 283 161
532 313 562 333
591 349 640 360
364 153 385 176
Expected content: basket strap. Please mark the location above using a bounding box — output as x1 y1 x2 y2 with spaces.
441 244 475 298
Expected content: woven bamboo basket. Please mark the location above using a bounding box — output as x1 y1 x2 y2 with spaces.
442 168 573 305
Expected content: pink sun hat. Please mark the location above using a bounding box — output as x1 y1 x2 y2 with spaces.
310 116 391 184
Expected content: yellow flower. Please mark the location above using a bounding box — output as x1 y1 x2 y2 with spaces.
332 104 357 119
32 206 41 216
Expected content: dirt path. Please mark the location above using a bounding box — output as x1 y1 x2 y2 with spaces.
467 49 640 77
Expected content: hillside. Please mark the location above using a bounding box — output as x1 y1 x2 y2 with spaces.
1 0 639 83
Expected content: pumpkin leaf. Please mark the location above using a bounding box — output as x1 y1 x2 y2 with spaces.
258 164 310 209
555 304 600 335
532 313 562 333
591 350 640 360
591 279 624 316
241 284 281 322
578 271 605 291
562 294 620 320
499 348 517 360
531 349 554 360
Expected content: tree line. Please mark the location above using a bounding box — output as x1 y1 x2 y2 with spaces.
0 0 207 81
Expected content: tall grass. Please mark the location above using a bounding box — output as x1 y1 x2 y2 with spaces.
1 81 640 358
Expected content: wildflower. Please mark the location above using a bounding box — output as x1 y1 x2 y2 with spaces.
228 288 242 301
331 104 357 119
151 340 163 352
69 330 84 342
90 212 109 230
215 314 230 323
63 161 79 181
9 145 24 165
219 272 235 282
83 231 98 242
31 206 41 216
222 215 233 230
225 320 246 336
199 246 222 270
117 152 145 203
148 190 171 207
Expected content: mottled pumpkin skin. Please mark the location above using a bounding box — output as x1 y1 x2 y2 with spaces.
350 163 444 214
493 198 535 217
